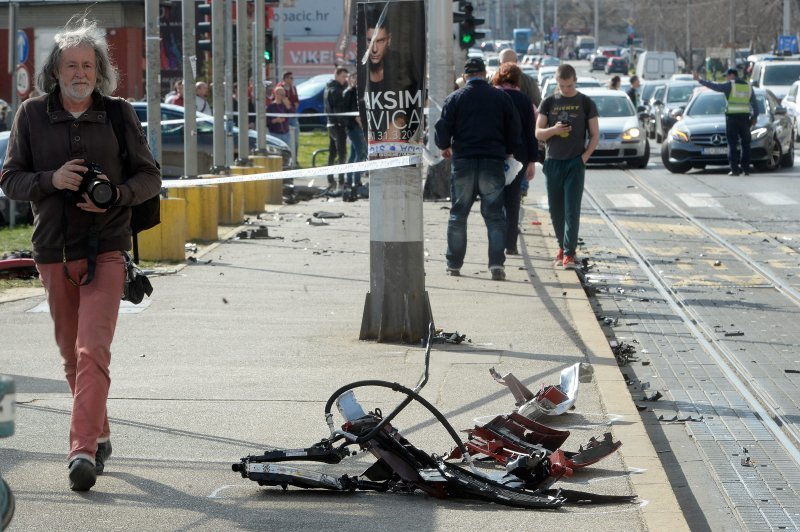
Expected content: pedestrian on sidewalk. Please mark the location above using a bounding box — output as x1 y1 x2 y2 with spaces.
343 72 367 188
324 67 349 190
491 63 538 256
693 68 758 176
195 81 211 114
278 72 300 166
535 64 599 269
0 16 161 492
434 57 521 281
267 86 292 147
165 79 184 106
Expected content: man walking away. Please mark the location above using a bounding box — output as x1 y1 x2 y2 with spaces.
626 75 640 108
535 64 599 269
497 48 542 106
693 67 758 175
324 67 349 190
435 57 521 281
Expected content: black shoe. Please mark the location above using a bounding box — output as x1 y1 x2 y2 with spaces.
506 248 519 255
728 170 740 176
491 268 506 281
68 458 97 491
95 441 112 475
742 168 750 176
446 267 460 277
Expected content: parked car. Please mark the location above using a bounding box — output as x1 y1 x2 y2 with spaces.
131 102 292 178
605 57 629 75
780 79 800 140
596 46 621 58
0 131 34 227
660 87 793 173
669 73 694 81
296 73 333 130
590 55 609 72
580 88 650 168
644 83 667 139
652 80 699 143
541 76 603 99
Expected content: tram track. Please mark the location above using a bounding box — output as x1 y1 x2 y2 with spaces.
584 172 800 467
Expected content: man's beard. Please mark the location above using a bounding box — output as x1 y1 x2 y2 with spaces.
61 81 94 101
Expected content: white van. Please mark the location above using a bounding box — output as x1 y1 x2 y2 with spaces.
636 51 678 80
749 59 800 100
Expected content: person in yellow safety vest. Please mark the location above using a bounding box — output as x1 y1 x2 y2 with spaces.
693 67 759 176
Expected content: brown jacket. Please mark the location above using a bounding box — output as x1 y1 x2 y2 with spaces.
0 89 161 263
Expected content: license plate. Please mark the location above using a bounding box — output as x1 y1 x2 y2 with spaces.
703 146 727 155
597 143 617 150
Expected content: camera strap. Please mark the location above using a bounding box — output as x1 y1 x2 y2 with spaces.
61 196 100 287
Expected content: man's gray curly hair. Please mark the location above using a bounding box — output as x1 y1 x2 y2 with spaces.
37 16 118 96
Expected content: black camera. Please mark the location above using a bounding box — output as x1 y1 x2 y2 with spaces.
69 163 118 209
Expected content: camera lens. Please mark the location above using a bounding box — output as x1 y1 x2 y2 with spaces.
87 180 117 209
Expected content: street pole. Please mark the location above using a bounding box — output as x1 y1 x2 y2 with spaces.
236 0 250 165
225 0 235 166
784 0 791 37
145 0 162 167
359 0 432 343
553 0 558 57
254 0 266 154
182 0 198 177
211 0 226 171
686 0 692 72
7 2 18 228
594 0 599 45
278 0 285 77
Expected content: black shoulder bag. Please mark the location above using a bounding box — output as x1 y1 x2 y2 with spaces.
105 97 160 303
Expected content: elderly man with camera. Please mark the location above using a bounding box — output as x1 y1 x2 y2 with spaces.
0 17 160 492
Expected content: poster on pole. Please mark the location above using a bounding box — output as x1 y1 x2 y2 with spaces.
357 1 425 159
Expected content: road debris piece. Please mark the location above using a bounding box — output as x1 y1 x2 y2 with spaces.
422 329 469 346
490 363 594 419
232 326 635 508
307 217 330 226
723 331 744 337
312 211 345 219
610 341 638 366
642 391 663 402
235 226 281 239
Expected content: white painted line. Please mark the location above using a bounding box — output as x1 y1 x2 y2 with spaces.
676 193 721 208
748 192 798 206
208 484 252 498
607 193 654 208
27 299 152 313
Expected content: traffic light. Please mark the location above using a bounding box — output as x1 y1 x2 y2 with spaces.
454 2 485 50
196 1 212 53
264 29 274 63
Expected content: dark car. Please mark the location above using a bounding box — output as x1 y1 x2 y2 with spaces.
660 88 793 173
131 102 292 177
652 81 699 143
605 56 629 75
296 74 333 131
639 80 667 139
590 55 609 72
0 131 34 227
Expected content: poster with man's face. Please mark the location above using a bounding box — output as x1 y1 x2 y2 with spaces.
356 1 425 159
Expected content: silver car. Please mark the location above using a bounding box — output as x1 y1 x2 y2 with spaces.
581 88 650 168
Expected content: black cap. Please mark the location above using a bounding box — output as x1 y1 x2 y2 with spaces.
726 67 738 76
464 57 486 74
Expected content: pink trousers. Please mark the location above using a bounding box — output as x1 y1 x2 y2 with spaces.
37 251 125 462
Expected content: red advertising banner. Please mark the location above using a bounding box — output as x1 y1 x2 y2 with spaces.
357 1 425 159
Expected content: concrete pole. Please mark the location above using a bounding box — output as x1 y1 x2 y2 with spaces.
182 0 198 177
254 0 266 154
211 0 226 171
594 0 599 45
225 0 235 166
784 0 791 37
236 0 250 165
7 3 18 228
359 0 432 344
686 0 692 71
278 0 285 77
145 0 162 166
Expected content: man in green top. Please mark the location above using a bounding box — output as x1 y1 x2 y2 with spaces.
693 67 759 176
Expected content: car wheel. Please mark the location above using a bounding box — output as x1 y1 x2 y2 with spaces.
781 136 795 167
660 142 690 173
629 140 650 169
756 136 782 171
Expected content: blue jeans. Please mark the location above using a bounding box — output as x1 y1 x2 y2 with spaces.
543 156 585 257
446 158 506 270
346 126 367 185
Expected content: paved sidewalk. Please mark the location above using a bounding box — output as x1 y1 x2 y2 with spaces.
0 181 686 531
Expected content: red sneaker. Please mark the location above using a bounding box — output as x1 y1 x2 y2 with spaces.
555 248 564 263
562 255 577 269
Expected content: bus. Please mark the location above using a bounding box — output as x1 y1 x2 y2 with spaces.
513 28 533 55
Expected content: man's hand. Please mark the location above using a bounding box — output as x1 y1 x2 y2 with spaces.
52 159 87 191
76 173 111 213
526 162 535 181
441 147 452 159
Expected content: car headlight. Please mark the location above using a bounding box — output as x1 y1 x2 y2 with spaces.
751 127 768 139
621 127 641 141
670 129 690 143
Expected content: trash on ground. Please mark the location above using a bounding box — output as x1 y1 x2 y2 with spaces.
312 211 345 219
490 362 593 419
